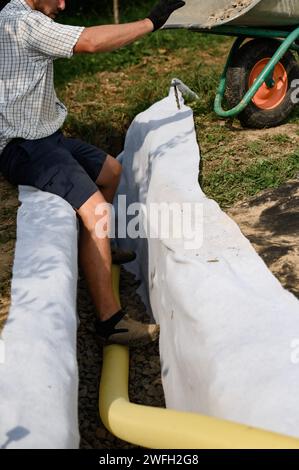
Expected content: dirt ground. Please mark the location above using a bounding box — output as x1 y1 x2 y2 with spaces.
0 176 18 334
228 176 299 298
206 0 255 27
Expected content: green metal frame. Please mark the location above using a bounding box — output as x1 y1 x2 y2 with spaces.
211 25 299 118
166 24 299 118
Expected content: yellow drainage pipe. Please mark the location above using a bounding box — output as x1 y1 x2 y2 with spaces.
99 266 299 449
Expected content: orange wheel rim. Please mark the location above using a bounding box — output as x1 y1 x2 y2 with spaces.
248 58 288 110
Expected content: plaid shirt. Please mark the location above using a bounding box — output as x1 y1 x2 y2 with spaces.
0 0 84 155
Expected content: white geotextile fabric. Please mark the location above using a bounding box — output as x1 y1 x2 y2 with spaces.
0 187 79 449
115 87 299 438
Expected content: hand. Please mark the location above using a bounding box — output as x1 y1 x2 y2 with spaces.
147 0 185 32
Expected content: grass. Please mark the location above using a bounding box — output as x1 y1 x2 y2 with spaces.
203 152 299 207
52 8 299 208
54 25 224 87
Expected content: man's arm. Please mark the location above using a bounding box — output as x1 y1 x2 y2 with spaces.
74 0 185 54
74 19 153 54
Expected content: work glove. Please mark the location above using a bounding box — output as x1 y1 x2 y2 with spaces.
147 0 186 31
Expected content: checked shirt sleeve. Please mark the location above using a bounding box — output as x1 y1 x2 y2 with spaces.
21 11 85 59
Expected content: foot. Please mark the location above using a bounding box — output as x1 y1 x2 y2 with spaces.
95 309 160 347
111 247 136 265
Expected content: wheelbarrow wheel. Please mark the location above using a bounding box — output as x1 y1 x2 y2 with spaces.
226 38 299 129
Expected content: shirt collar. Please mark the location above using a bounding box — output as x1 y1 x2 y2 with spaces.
15 0 33 12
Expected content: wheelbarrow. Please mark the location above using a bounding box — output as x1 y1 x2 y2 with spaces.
164 0 299 128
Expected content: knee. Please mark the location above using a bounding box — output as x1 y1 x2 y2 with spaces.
77 190 111 232
97 155 122 189
110 157 122 182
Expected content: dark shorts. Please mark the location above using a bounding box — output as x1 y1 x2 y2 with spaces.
0 129 108 210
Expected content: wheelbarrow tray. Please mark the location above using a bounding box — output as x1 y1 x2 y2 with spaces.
164 0 299 29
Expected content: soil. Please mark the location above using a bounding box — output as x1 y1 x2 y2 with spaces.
0 176 18 334
205 0 256 27
228 176 299 298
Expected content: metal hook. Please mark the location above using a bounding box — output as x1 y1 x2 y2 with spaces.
173 83 181 110
171 78 199 110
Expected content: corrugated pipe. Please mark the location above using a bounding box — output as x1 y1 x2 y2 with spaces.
99 266 299 449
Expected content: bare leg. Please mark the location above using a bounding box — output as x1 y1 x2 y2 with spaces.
77 156 121 321
78 155 160 345
79 204 160 345
95 154 121 204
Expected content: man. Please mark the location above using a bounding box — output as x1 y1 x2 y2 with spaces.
0 0 185 346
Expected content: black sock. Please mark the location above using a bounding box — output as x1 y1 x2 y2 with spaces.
95 309 126 338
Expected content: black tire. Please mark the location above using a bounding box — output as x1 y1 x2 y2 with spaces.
225 38 299 129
